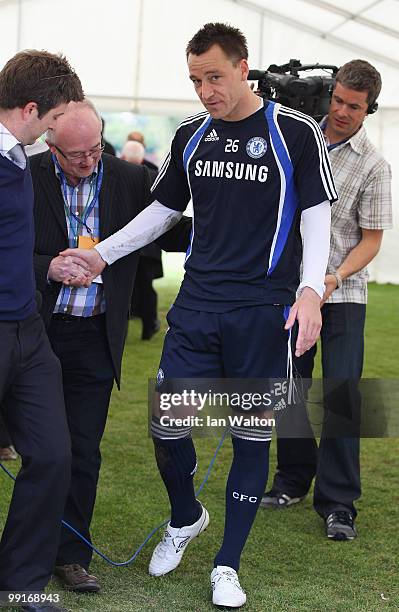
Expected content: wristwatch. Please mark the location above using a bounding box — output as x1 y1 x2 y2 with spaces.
332 271 343 289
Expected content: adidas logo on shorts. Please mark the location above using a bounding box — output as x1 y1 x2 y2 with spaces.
204 129 219 142
273 398 287 411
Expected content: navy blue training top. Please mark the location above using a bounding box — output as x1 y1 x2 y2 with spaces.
152 101 337 312
0 154 36 320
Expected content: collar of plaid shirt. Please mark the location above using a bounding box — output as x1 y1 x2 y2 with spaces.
344 124 368 155
320 115 367 156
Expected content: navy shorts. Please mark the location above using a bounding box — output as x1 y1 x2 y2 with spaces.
159 304 289 378
153 304 291 441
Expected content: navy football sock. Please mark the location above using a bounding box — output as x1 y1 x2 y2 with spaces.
153 436 200 528
214 436 270 571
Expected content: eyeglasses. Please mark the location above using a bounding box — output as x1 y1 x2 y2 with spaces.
54 142 105 163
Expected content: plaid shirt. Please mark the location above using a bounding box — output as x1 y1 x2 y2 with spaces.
324 122 392 304
53 161 106 317
0 122 26 169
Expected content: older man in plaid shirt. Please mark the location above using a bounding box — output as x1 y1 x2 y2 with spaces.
263 59 393 540
29 99 191 595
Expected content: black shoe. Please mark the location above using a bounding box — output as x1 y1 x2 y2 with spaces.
54 563 101 593
260 488 306 508
142 318 160 340
0 445 18 460
325 511 357 540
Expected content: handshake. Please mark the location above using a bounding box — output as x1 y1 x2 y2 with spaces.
48 248 107 287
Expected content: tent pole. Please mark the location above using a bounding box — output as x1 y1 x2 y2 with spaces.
16 0 22 52
258 13 264 68
133 0 144 114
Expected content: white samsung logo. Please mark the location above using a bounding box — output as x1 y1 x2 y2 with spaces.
194 159 268 182
204 129 219 142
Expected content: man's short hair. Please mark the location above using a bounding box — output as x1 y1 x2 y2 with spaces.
186 22 248 64
0 50 83 117
127 131 145 145
335 60 382 106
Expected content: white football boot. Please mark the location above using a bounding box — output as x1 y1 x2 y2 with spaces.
149 504 209 576
211 565 247 608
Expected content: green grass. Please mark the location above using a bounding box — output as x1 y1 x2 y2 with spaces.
1 281 398 611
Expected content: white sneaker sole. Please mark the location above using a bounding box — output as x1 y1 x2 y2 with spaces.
212 592 247 607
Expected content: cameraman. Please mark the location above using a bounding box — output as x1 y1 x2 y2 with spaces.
262 60 393 540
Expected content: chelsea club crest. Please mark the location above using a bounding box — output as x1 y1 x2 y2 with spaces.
246 137 267 159
156 368 165 388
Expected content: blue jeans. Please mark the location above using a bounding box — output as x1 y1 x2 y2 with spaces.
273 303 366 518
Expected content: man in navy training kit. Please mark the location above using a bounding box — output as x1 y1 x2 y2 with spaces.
0 50 83 612
62 23 336 609
261 60 392 541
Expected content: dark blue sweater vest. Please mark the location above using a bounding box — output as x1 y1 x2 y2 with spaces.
0 153 36 320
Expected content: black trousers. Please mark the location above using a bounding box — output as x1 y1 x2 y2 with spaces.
0 313 71 591
130 258 158 332
47 314 114 569
273 303 366 518
0 414 12 447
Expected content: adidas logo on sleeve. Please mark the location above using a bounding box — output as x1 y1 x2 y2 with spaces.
204 129 219 142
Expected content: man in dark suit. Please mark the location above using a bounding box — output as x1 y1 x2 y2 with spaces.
30 99 191 594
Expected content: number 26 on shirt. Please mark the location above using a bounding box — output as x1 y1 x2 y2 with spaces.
225 139 239 153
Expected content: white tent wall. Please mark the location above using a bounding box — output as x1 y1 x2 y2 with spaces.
366 109 399 284
4 0 397 111
0 0 142 99
0 0 398 283
0 1 19 60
